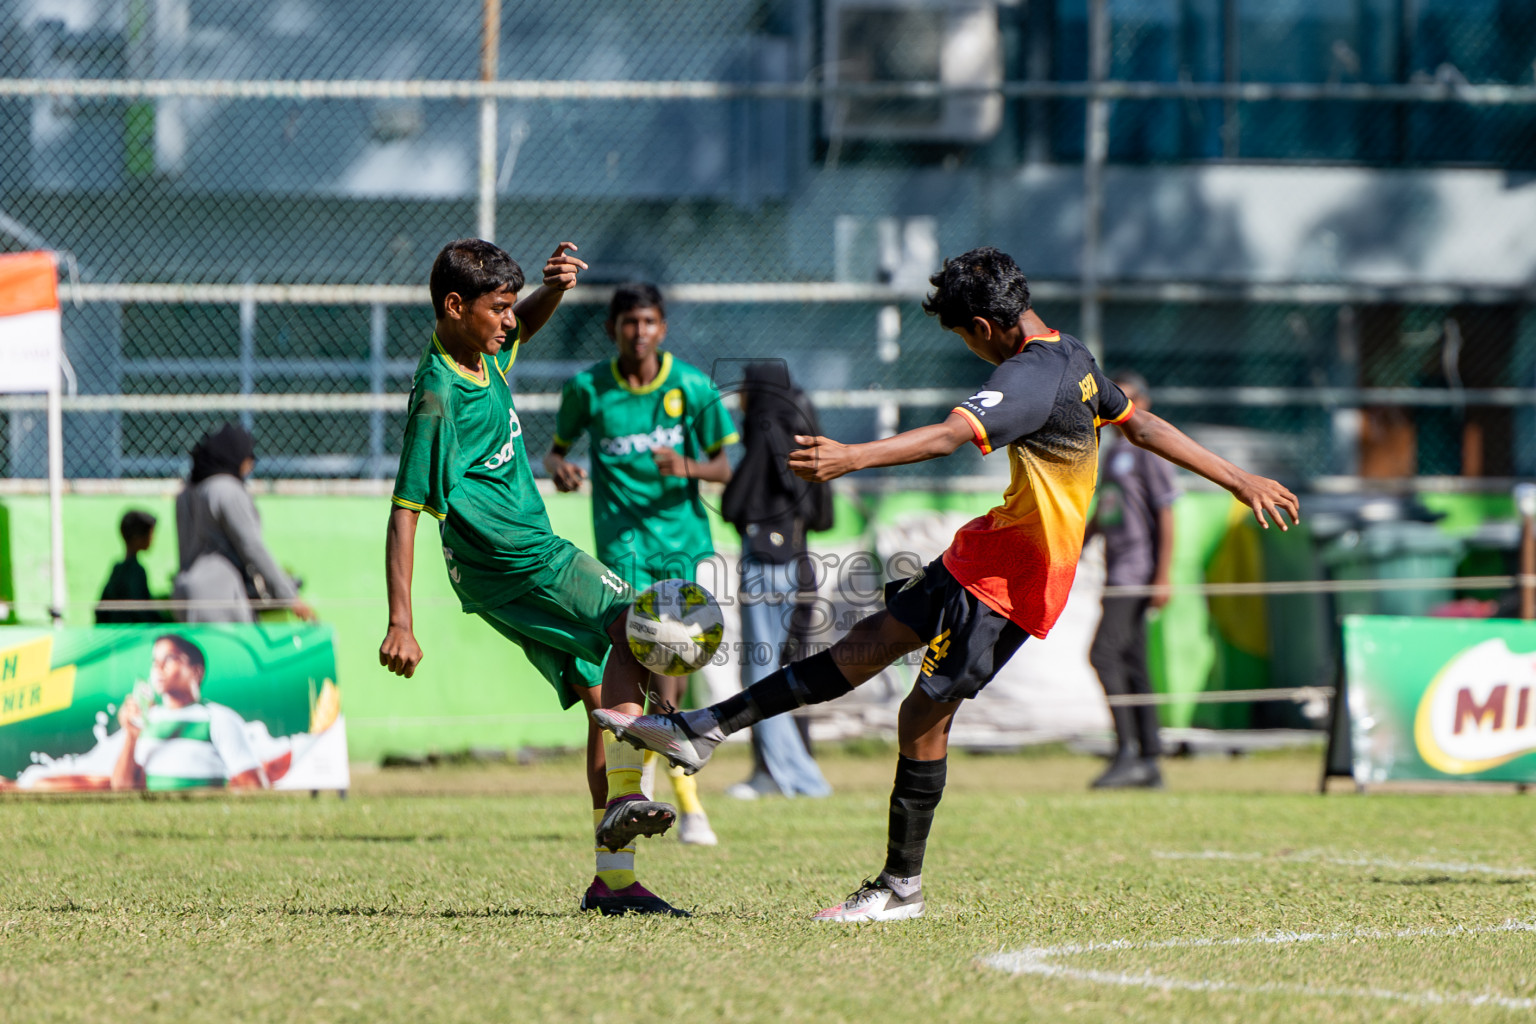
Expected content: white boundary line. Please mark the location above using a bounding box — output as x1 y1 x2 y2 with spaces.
983 920 1536 1010
1154 849 1536 878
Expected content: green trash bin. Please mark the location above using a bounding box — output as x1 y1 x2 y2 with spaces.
1320 521 1463 618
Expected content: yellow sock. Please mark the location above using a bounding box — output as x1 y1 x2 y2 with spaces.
669 763 704 816
605 732 645 803
593 808 636 890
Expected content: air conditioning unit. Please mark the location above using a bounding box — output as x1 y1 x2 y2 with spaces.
823 0 1002 143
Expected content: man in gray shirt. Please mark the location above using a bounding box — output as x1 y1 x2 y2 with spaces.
1090 372 1178 788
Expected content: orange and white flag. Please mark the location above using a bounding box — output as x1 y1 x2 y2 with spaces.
0 250 61 394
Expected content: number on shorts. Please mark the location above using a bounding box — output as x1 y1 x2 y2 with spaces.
921 629 952 677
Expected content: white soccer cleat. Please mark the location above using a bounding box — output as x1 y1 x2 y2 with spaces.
591 708 719 776
812 879 925 923
676 811 719 846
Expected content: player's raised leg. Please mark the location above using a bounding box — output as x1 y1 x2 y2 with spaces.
594 609 924 773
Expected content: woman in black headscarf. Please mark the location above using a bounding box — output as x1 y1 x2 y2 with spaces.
720 364 833 799
172 423 314 623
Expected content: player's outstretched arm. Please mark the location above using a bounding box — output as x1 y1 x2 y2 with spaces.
544 442 588 492
653 446 731 483
514 242 588 342
788 413 975 482
1119 410 1300 531
380 506 425 677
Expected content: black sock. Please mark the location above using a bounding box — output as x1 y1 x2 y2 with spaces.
882 754 947 882
712 649 853 736
785 649 855 705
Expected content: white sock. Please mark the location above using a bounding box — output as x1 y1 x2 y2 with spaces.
881 872 921 898
639 750 658 800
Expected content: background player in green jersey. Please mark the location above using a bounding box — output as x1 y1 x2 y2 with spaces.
379 239 687 917
546 283 738 846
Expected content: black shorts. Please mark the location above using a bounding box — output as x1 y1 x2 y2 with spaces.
883 557 1029 703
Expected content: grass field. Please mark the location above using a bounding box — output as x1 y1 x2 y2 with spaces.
4 746 1536 1023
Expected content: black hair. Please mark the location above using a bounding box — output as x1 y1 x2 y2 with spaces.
739 360 805 431
189 422 255 484
921 246 1031 330
119 509 157 545
607 282 666 323
153 634 206 677
429 239 525 319
1110 369 1149 397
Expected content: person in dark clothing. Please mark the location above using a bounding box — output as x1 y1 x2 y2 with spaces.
1088 372 1179 789
96 510 165 624
720 363 834 799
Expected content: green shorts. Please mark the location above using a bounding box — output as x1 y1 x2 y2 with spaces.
476 546 634 710
598 551 724 708
600 551 702 592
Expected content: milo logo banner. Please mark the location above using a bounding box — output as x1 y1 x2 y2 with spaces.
1343 615 1536 784
0 625 347 792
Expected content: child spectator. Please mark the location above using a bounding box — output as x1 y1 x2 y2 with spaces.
96 510 164 623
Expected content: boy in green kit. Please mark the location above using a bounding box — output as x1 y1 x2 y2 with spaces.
379 239 688 917
546 283 737 846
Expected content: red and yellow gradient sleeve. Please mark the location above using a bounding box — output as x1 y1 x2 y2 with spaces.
1095 399 1135 429
953 406 993 455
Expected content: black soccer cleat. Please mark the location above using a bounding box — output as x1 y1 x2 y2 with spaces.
1090 755 1164 790
594 796 676 851
580 877 692 917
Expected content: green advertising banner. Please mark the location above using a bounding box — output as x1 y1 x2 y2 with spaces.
1343 615 1536 784
0 624 347 792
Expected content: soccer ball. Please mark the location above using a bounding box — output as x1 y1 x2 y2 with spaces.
625 578 725 676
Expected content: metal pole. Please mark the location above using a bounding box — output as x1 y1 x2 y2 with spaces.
477 0 500 242
1523 519 1535 621
1221 0 1240 158
238 285 255 433
1023 0 1052 166
368 302 386 479
1080 0 1109 361
1516 483 1536 620
1396 0 1416 163
46 340 65 625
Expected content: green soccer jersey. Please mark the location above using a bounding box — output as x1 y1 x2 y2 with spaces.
392 330 566 611
554 352 738 581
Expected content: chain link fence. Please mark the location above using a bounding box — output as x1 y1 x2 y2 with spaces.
2 0 1534 485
